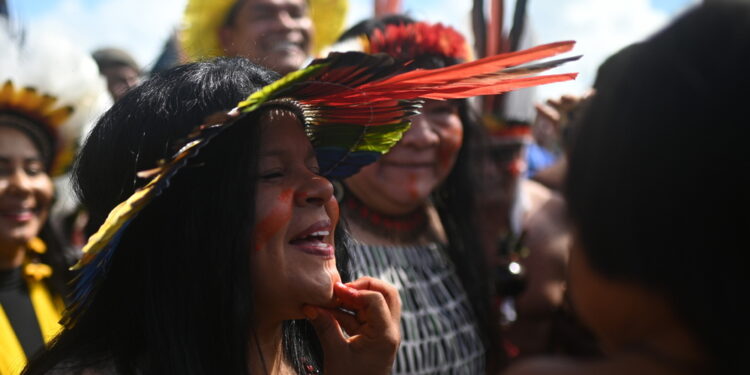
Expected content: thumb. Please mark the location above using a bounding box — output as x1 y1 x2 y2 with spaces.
303 306 348 352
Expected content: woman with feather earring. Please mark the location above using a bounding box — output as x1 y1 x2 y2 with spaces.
22 26 576 374
0 21 109 374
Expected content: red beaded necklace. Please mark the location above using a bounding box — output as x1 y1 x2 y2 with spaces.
342 191 428 242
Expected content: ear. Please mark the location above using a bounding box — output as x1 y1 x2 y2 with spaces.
219 26 235 53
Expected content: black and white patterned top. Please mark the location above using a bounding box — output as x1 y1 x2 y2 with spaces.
349 241 485 375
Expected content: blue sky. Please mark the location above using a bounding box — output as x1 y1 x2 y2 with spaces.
8 0 699 102
12 0 695 19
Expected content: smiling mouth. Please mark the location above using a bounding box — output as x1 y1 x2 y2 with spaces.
0 208 37 223
289 230 334 258
268 40 305 54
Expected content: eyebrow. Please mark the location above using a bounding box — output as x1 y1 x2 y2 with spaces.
0 156 43 163
259 148 317 160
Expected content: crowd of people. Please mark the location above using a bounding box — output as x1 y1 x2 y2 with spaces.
0 0 748 374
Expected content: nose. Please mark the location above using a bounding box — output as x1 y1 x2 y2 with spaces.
401 114 440 149
294 174 334 207
274 10 299 31
3 168 32 196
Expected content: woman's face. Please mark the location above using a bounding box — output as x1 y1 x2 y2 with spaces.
250 110 341 319
345 99 463 215
0 126 54 252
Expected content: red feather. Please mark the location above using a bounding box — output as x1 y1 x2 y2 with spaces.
301 41 578 105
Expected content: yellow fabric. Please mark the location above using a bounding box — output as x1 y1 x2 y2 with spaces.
28 279 63 342
0 279 63 375
180 0 348 61
0 306 26 375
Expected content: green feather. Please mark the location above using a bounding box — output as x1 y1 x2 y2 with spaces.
236 62 329 113
308 122 410 153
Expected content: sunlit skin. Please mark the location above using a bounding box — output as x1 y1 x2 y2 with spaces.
219 0 313 75
100 65 140 101
345 99 464 215
246 110 401 375
250 110 341 323
0 126 54 270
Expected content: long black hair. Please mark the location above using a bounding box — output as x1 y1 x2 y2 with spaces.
338 16 504 372
565 3 750 373
23 57 343 375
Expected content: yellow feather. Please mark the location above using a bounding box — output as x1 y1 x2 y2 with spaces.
44 106 73 127
0 80 14 105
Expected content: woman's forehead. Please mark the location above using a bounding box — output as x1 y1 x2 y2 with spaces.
258 109 312 154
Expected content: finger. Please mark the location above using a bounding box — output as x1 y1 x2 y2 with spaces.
322 307 363 336
303 306 348 352
333 281 367 310
334 287 395 335
344 278 401 321
534 103 560 123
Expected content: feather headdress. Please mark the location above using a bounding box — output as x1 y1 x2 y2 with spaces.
65 41 579 326
0 20 110 176
367 22 473 61
180 0 348 60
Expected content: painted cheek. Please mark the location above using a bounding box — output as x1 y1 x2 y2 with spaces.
326 196 340 226
254 188 293 251
407 173 419 200
437 125 463 171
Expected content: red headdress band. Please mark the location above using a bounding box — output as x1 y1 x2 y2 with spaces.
367 22 473 62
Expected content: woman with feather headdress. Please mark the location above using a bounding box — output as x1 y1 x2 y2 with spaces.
330 19 578 374
20 19 576 374
0 20 109 375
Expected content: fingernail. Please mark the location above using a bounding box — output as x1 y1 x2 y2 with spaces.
302 306 318 320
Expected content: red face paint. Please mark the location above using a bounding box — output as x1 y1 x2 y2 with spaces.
254 188 293 251
407 172 419 200
437 125 463 171
327 196 340 227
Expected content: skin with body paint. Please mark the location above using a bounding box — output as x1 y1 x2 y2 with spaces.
250 110 341 322
254 188 293 251
0 126 54 270
345 99 464 215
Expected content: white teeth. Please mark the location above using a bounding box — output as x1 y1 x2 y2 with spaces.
310 231 330 237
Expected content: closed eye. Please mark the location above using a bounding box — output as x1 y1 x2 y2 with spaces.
260 171 284 180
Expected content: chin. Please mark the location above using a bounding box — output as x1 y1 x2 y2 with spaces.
265 52 305 74
2 226 38 246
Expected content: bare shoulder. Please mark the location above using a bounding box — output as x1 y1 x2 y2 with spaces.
522 179 566 221
522 179 568 248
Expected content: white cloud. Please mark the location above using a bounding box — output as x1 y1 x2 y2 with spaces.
26 0 187 70
526 0 688 101
22 0 697 104
345 0 688 106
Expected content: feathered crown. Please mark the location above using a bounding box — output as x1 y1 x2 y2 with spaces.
65 42 580 326
367 22 473 62
0 21 110 177
180 0 348 61
483 114 533 142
